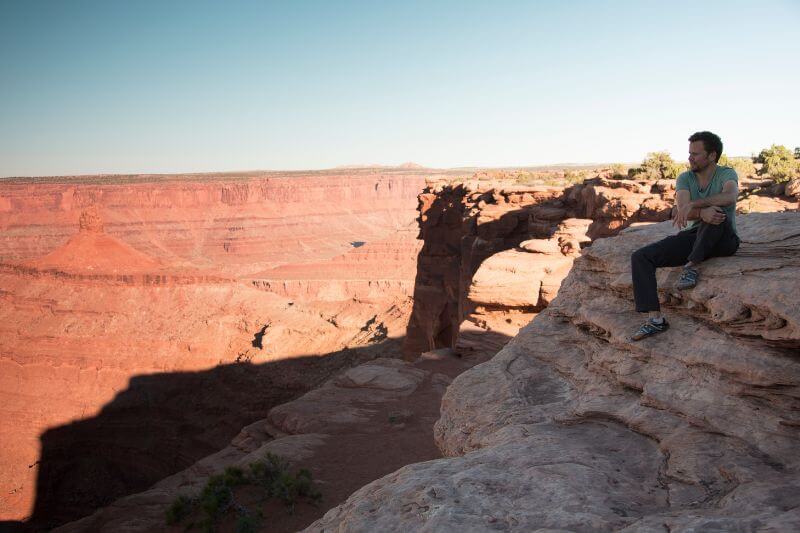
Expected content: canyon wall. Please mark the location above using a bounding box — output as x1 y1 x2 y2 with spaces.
0 170 428 525
0 171 427 276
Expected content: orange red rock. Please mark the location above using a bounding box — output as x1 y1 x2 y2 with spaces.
0 170 427 523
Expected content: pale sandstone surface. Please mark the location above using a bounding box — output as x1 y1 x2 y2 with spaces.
307 212 800 531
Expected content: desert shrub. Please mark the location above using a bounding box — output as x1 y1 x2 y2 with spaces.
165 453 321 529
199 475 234 520
794 146 800 159
629 151 685 181
235 510 262 533
718 154 756 177
756 144 800 183
563 170 588 184
166 494 193 525
609 163 627 179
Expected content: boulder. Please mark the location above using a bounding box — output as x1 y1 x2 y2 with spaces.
786 177 800 198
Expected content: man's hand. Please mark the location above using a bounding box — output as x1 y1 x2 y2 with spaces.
700 206 726 225
672 201 692 229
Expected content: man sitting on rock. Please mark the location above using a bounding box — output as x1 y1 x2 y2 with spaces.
631 131 740 340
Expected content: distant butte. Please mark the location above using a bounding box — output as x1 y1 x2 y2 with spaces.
23 206 163 274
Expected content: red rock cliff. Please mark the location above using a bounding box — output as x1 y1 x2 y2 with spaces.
403 175 674 357
0 172 427 276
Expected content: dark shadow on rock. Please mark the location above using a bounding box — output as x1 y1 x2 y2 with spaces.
251 324 268 349
23 338 406 531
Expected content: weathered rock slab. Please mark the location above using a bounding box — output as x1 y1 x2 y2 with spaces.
307 212 800 531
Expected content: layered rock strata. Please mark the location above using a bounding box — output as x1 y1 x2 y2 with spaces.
0 169 428 524
0 171 428 276
309 212 800 531
250 230 422 303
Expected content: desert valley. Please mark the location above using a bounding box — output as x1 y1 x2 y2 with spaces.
1 164 799 531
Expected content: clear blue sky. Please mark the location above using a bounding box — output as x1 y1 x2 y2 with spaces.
1 0 798 176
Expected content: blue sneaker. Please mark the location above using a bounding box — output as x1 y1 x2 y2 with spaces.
631 318 670 341
676 266 699 290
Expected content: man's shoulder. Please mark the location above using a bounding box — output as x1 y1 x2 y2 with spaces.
676 170 694 189
717 165 738 180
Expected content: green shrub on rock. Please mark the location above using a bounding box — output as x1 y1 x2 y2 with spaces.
756 144 800 183
166 494 194 525
609 163 627 179
718 154 756 177
629 151 685 181
164 452 322 530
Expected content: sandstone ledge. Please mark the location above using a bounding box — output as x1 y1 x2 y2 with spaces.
308 212 800 531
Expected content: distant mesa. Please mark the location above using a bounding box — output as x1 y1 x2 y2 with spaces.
332 162 426 170
23 206 163 274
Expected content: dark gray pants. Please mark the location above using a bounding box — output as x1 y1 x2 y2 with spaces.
631 220 739 312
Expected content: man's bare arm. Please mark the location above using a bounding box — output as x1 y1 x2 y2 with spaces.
673 190 692 228
689 180 738 208
673 181 736 228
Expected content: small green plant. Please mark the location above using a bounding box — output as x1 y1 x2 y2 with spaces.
609 163 627 179
166 494 193 525
563 169 588 184
234 510 261 533
629 151 685 181
199 475 233 520
755 144 800 183
165 453 322 530
718 154 756 177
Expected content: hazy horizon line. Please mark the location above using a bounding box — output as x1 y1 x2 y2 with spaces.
1 153 768 181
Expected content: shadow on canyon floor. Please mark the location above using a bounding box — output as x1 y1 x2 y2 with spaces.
11 338 400 531
7 328 514 532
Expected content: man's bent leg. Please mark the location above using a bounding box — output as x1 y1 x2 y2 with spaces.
631 231 696 313
687 219 738 264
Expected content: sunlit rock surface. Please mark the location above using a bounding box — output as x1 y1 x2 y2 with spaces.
308 212 800 531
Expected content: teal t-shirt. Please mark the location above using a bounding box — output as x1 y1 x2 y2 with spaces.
675 165 738 234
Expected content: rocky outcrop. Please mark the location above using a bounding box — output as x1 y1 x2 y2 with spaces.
308 212 800 531
404 176 673 358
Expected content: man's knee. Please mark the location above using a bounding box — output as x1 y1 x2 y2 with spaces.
632 245 653 266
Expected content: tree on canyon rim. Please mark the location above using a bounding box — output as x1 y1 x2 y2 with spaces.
755 144 800 183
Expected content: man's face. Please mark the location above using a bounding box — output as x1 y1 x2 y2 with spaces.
688 141 714 172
